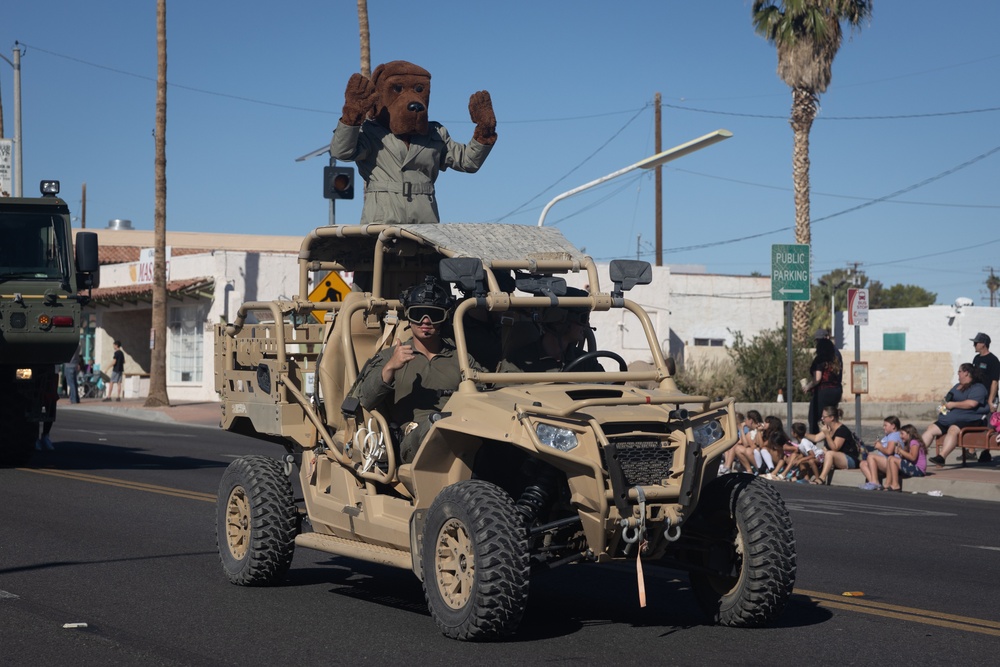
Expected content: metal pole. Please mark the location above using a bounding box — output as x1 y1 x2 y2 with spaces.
786 301 793 430
654 92 662 267
13 43 22 197
855 322 862 438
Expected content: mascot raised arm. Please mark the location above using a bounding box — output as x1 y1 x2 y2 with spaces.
330 60 496 224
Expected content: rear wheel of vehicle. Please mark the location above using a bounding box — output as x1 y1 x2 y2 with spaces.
687 474 795 627
0 416 36 467
216 455 297 586
421 480 529 641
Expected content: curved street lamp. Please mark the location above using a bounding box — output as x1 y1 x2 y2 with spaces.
537 129 732 227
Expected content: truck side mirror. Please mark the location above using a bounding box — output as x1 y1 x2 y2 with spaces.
75 231 99 273
75 231 100 289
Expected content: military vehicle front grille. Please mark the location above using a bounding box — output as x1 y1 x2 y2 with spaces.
9 312 26 329
603 437 674 486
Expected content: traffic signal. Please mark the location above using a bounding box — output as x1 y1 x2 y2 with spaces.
323 166 355 200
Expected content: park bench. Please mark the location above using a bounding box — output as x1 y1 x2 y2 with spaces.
934 425 1000 466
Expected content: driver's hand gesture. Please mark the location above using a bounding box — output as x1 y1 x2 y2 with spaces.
382 340 414 384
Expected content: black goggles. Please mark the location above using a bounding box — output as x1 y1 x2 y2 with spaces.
406 306 448 325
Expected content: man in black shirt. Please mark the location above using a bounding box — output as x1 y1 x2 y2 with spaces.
971 332 999 408
971 332 999 463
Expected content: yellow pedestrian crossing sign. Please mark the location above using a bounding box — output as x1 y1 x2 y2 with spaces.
309 271 351 323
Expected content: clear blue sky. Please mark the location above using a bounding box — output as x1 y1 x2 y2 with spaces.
2 1 998 306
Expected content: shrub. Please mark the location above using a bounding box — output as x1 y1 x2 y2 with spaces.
729 327 812 402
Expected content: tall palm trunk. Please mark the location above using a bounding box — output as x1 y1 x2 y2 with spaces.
357 0 371 78
146 0 170 407
790 87 817 343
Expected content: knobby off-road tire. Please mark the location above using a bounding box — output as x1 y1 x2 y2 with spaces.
421 480 530 641
216 455 297 586
688 474 796 627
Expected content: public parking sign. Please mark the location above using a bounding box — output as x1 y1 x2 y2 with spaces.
771 244 810 301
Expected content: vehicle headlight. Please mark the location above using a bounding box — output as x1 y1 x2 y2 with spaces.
535 423 579 452
693 420 724 448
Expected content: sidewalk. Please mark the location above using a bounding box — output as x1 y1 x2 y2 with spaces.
62 397 1000 504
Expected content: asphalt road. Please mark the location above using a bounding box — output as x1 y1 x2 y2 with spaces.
2 411 999 665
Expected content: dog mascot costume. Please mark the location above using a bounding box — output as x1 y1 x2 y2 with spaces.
329 60 496 224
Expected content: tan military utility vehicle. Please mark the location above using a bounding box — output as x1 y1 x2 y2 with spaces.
214 223 795 640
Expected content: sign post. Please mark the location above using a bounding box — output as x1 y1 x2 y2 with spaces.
847 287 869 438
772 244 811 429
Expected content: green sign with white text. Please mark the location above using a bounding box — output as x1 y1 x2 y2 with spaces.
771 244 810 301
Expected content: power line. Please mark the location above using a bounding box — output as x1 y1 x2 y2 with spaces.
671 167 1000 209
662 101 1000 121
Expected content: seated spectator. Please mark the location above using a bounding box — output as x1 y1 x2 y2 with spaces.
770 421 806 480
719 412 748 475
811 406 860 484
925 363 989 466
793 434 826 483
732 411 768 474
885 424 925 491
859 416 902 490
760 416 788 477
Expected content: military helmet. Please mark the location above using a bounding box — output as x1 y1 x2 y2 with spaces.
402 276 454 325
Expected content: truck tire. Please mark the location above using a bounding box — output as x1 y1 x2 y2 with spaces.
0 412 36 467
216 455 297 586
687 474 795 627
421 480 529 641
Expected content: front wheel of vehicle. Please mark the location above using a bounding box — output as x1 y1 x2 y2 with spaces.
687 474 796 627
216 455 297 586
421 480 530 641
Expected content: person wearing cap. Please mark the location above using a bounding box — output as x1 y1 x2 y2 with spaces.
971 332 999 408
353 276 484 463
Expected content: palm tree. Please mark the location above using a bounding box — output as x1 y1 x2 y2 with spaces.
752 0 872 342
357 0 371 77
987 270 1000 307
146 0 170 407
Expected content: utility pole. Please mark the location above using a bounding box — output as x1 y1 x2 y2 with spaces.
654 92 662 266
0 44 23 196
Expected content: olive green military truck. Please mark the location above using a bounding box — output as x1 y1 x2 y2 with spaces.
214 223 795 640
0 181 99 466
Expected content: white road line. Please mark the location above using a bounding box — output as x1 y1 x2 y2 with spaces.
960 545 1000 552
1 590 20 599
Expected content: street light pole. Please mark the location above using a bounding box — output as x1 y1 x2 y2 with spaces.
537 129 732 227
0 43 23 196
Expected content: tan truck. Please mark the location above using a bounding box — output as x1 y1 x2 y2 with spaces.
214 223 795 640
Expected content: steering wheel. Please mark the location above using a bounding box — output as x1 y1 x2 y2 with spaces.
562 350 627 373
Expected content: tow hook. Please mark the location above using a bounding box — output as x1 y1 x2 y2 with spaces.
621 486 646 555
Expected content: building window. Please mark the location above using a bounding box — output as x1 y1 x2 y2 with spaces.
169 304 206 383
693 337 725 347
883 332 906 351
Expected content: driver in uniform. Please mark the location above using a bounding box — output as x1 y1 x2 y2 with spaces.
499 287 602 373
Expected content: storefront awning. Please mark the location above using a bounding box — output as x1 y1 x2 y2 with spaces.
86 277 215 306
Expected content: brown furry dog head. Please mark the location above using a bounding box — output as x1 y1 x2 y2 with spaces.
371 60 432 136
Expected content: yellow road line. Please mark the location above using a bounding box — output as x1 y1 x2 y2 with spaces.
797 588 1000 636
14 467 1000 636
18 467 216 503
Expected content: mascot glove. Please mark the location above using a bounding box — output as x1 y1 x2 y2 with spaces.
341 73 378 126
469 90 497 145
